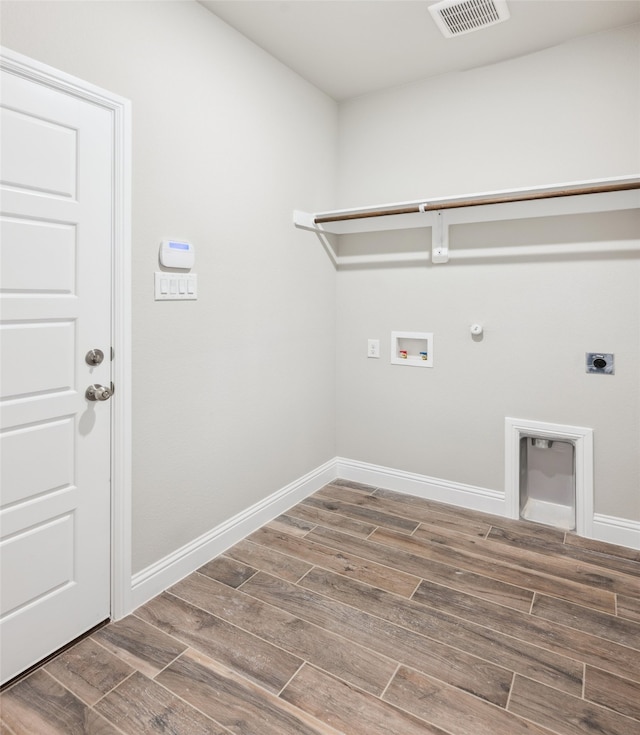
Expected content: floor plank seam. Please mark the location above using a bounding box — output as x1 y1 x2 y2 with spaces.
504 671 517 712
276 659 306 698
306 491 424 534
284 531 611 651
408 590 630 678
130 610 196 661
313 522 544 610
373 527 624 614
272 524 636 672
36 664 103 709
0 720 18 735
512 671 640 733
294 565 316 586
91 708 130 735
160 587 308 680
256 525 423 598
289 661 459 735
143 644 187 681
294 572 596 689
382 666 549 735
315 491 426 528
282 570 570 696
378 662 402 701
149 649 236 735
529 600 640 653
172 570 403 698
407 577 422 599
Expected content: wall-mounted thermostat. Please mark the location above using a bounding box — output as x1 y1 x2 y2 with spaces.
160 239 195 269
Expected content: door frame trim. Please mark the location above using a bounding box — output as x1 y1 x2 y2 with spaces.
1 47 133 619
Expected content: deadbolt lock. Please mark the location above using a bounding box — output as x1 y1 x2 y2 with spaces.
85 349 105 366
86 383 112 402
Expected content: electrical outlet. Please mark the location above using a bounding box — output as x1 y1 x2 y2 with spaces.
368 339 380 358
586 352 614 374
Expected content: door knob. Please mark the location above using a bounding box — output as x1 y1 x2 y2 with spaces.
86 384 112 401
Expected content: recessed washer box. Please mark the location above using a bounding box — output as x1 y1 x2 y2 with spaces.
391 331 433 367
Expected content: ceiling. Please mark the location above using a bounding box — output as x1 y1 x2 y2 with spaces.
199 0 640 100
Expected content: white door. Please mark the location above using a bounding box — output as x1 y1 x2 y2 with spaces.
0 65 113 684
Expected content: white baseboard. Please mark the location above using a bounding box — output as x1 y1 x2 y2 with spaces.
337 457 640 550
336 457 505 516
130 458 338 611
592 513 640 550
129 456 639 614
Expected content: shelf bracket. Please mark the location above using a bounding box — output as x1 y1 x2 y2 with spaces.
431 210 449 263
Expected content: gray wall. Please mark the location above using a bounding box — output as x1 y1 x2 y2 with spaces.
2 2 638 573
335 25 640 521
1 1 338 572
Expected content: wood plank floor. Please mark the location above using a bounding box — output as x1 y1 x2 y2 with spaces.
2 480 640 734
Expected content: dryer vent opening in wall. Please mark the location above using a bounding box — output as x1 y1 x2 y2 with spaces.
520 437 576 530
505 418 594 538
429 0 510 38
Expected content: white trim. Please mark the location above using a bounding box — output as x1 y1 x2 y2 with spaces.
0 48 133 620
336 457 505 516
505 417 593 537
110 93 132 619
130 459 338 611
126 454 639 612
592 514 640 551
338 455 640 550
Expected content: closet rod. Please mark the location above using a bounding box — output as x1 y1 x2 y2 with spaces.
313 180 640 224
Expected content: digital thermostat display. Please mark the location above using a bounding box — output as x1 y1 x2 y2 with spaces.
160 239 195 269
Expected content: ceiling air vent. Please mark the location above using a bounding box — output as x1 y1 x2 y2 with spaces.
429 0 510 38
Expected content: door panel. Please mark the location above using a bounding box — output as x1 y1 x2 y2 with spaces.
0 67 112 684
1 512 75 617
0 217 76 293
0 106 77 197
1 418 74 506
1 322 75 397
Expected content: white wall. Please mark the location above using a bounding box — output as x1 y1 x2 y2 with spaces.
335 25 640 522
1 1 338 572
338 24 640 204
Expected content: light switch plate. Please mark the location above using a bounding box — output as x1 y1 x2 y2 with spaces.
368 339 380 358
155 272 197 300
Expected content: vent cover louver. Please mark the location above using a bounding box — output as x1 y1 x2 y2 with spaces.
429 0 510 38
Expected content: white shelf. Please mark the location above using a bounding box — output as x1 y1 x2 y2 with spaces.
294 175 640 265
